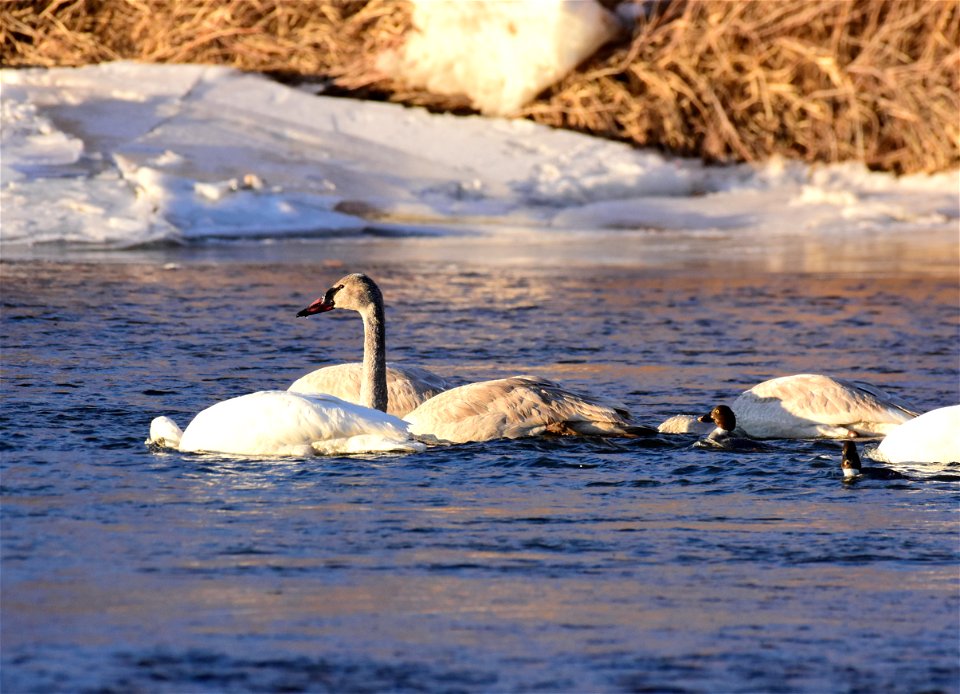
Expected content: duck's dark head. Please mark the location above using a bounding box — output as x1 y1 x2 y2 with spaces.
699 405 736 431
841 440 862 478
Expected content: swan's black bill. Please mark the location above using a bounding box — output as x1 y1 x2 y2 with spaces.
297 297 335 317
298 285 342 317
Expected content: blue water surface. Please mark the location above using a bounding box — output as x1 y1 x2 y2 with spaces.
2 232 959 693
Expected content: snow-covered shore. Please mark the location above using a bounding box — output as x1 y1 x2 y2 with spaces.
2 62 957 249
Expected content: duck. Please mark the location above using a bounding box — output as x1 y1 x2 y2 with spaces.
841 441 905 481
144 274 425 456
874 405 960 465
730 374 918 439
304 273 657 444
693 404 769 451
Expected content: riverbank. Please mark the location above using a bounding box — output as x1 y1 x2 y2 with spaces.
3 0 957 174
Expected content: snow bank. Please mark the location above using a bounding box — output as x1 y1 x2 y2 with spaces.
1 63 957 249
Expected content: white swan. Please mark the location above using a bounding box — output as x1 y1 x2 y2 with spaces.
289 363 454 417
729 374 918 439
874 405 960 464
306 273 656 444
146 391 424 456
292 272 453 416
145 274 425 456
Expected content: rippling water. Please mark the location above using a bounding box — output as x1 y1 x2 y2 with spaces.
2 232 959 693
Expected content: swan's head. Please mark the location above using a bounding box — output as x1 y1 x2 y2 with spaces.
699 404 736 432
841 440 862 478
297 273 382 317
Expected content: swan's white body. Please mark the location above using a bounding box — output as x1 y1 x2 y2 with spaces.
147 391 423 456
289 362 453 417
730 374 917 439
874 405 960 464
404 375 643 444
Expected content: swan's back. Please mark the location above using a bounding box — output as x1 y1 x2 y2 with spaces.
732 374 917 438
404 375 638 443
876 405 960 464
178 390 418 456
289 363 453 417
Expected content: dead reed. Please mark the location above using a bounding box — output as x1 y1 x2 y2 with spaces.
529 0 960 174
3 0 957 174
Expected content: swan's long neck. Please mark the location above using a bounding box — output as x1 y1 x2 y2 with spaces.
359 300 388 412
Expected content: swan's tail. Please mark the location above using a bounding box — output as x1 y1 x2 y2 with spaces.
146 416 184 450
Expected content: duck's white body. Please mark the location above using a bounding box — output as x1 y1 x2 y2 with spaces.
658 414 713 435
289 362 453 417
404 375 643 444
147 391 423 456
695 427 752 450
875 405 960 464
731 374 917 439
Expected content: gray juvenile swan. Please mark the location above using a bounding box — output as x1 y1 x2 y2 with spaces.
291 275 453 416
303 273 656 444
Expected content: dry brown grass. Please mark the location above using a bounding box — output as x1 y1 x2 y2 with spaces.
530 0 960 174
0 0 409 87
3 0 957 174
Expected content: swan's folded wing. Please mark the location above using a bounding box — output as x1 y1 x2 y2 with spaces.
381 364 456 417
735 374 917 437
289 362 455 417
289 363 362 402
